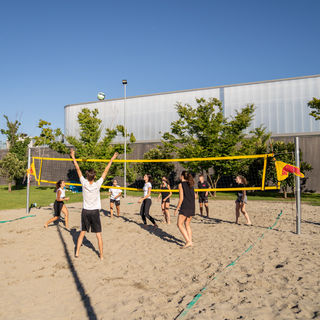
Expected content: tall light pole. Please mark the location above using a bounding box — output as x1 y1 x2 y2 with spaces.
122 80 127 198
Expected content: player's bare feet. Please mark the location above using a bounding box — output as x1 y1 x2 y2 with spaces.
144 224 148 229
100 256 104 260
180 243 193 249
153 224 158 230
161 221 167 224
44 224 48 229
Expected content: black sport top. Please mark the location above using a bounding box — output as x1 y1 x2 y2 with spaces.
198 181 210 197
160 184 170 199
180 181 195 215
236 183 245 197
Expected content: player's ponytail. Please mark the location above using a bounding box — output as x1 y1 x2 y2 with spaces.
181 171 195 188
237 175 247 185
55 180 63 192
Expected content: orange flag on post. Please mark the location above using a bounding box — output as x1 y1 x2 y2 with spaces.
27 162 36 177
275 161 304 181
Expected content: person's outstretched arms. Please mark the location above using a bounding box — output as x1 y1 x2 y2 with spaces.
101 152 119 181
70 149 83 179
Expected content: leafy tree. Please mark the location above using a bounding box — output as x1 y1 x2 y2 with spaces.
34 108 136 184
162 98 256 196
0 115 21 148
0 140 6 149
0 153 26 192
238 125 272 187
0 115 31 189
135 147 175 188
307 97 320 121
266 141 313 198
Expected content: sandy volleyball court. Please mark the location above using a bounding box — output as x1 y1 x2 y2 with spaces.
0 198 319 319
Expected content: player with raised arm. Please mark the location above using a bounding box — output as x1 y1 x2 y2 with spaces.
70 149 118 260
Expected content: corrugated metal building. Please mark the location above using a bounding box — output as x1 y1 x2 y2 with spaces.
65 75 320 142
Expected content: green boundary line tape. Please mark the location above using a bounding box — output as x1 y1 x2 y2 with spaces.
0 215 36 224
126 203 134 205
176 210 283 319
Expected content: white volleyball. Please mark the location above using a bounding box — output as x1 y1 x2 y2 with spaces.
97 92 105 101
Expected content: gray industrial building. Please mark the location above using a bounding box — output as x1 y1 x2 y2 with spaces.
65 74 320 142
63 75 320 192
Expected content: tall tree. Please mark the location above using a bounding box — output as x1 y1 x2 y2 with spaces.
0 153 26 192
307 97 320 121
162 98 256 196
34 108 136 184
0 114 31 189
134 147 175 188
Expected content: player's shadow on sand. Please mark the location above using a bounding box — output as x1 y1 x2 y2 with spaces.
100 209 111 217
119 216 184 246
192 215 236 225
56 226 98 320
59 226 100 258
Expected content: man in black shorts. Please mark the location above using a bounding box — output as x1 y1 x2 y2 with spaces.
197 174 210 217
70 149 118 260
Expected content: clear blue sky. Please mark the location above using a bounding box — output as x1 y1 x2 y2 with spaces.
1 0 319 142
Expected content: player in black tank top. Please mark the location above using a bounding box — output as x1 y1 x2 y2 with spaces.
157 177 172 224
234 175 252 225
174 171 196 248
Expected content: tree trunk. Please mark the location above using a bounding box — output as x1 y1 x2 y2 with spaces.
8 182 11 192
283 188 287 199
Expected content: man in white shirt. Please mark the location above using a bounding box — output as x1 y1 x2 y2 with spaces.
70 148 118 260
108 179 122 218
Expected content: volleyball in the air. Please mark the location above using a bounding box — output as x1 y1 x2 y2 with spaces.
97 92 105 101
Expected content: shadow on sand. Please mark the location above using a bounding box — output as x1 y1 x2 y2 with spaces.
119 215 184 246
56 225 98 320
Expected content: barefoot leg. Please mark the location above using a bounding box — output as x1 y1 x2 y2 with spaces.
110 202 114 219
235 202 240 224
177 215 192 246
241 203 251 225
61 205 69 229
44 216 59 228
96 232 104 260
75 231 86 257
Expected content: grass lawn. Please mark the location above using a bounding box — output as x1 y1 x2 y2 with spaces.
0 185 319 211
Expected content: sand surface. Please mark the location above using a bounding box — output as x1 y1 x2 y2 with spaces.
0 197 319 320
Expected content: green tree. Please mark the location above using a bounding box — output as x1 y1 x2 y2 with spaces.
34 108 136 184
135 147 175 188
307 97 320 121
162 98 256 196
0 153 26 192
238 125 272 187
0 115 31 189
266 141 313 198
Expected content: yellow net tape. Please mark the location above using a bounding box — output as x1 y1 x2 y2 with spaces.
32 153 279 192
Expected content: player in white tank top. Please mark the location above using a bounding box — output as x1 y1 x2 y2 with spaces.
44 180 70 229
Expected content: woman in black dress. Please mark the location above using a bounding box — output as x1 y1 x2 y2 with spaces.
174 171 196 248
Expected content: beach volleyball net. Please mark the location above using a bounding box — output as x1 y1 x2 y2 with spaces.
31 153 280 193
